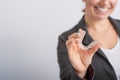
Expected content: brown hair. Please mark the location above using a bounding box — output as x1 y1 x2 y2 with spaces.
82 8 86 12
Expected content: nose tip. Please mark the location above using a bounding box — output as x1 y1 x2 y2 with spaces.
100 0 109 5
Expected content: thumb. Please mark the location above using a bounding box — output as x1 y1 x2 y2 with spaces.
88 42 101 56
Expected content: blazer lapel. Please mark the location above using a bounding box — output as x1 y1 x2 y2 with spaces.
109 17 120 37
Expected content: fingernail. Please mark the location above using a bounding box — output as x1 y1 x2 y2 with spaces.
76 33 80 36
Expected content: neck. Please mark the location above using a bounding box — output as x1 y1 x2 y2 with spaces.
84 15 111 32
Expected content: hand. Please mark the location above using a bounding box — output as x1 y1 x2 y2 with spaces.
66 29 100 76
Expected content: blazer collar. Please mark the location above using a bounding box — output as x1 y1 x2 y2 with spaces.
77 16 120 60
109 17 120 36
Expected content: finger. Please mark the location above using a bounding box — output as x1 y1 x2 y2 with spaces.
68 33 82 45
88 43 100 56
79 43 88 50
66 39 79 56
67 28 87 50
68 30 85 40
66 40 70 49
86 40 99 49
66 39 74 51
68 33 80 40
66 38 78 51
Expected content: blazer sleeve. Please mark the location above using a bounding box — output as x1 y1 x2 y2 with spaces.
57 34 94 80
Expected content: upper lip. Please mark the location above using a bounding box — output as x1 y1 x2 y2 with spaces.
95 6 110 9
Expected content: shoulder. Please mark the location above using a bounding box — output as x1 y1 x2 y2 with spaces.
109 17 120 25
112 18 120 23
109 17 120 35
58 24 79 42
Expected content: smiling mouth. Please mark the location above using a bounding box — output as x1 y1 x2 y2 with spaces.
95 6 109 12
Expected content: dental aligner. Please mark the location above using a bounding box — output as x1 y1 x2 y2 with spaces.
78 29 98 50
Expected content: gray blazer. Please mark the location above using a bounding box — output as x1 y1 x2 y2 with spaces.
57 16 120 80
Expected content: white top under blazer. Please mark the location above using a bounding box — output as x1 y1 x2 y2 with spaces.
101 38 120 80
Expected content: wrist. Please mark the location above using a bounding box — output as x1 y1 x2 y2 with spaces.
77 70 87 79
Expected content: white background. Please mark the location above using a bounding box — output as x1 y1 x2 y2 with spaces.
0 0 120 80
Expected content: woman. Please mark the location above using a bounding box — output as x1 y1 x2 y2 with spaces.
57 0 120 80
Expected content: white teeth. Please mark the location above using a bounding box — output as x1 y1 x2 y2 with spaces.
97 7 108 12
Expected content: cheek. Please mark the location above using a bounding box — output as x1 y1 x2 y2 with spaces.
86 0 98 7
111 0 118 8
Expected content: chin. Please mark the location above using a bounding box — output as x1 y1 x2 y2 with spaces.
94 14 110 20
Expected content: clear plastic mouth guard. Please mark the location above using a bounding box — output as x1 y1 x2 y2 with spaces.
78 29 98 50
